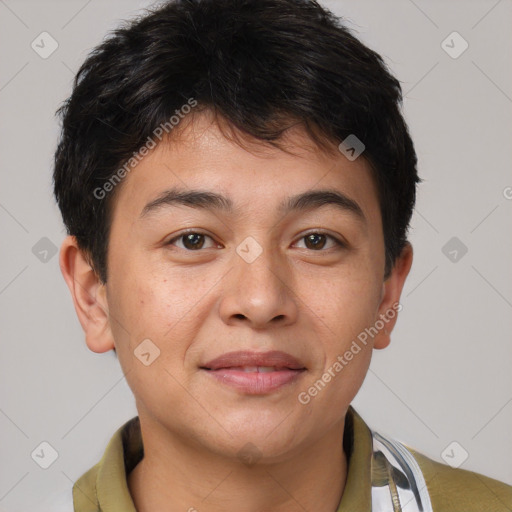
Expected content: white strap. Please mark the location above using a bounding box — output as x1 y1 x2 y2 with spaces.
371 430 433 512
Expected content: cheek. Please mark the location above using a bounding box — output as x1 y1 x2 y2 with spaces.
107 247 173 331
107 257 211 373
311 271 380 337
107 273 201 414
114 284 179 354
304 272 380 391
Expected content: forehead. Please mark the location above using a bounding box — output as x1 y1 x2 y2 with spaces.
111 112 382 231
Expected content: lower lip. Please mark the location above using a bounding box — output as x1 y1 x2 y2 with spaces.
202 368 305 394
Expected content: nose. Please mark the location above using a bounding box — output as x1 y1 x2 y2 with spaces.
218 239 299 329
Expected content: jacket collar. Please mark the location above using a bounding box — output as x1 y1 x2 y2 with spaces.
73 406 373 511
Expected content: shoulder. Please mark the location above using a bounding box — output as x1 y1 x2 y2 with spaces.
72 460 101 510
370 426 512 512
408 446 512 511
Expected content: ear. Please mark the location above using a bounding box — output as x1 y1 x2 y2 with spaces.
373 242 413 350
59 235 115 353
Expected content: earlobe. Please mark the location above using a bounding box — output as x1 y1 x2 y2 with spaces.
373 242 413 350
59 236 115 353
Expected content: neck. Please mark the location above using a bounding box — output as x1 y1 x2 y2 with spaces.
128 415 348 512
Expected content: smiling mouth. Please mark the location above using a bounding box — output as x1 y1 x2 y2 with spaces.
200 365 306 394
202 366 302 372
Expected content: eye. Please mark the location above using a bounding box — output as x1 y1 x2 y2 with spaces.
166 230 346 252
167 231 217 251
294 231 346 251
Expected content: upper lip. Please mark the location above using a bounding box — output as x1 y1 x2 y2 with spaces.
201 350 306 370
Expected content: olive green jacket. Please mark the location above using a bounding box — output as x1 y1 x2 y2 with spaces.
70 407 512 511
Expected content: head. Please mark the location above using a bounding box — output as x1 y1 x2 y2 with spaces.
55 0 418 460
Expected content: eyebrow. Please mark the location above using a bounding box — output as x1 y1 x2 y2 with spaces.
140 186 366 224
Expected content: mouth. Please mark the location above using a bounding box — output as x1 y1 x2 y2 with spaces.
200 350 307 394
210 365 298 372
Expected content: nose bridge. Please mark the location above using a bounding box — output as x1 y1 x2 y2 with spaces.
220 234 297 326
235 234 286 298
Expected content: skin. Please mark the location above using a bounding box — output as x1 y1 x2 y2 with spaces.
60 110 413 512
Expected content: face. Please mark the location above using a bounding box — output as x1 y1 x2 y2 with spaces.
68 111 411 462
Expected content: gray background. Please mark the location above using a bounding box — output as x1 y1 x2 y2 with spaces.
1 0 511 510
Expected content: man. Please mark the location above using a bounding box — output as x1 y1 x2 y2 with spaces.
52 0 512 510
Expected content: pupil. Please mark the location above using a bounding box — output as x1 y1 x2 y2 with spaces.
306 233 325 250
185 233 203 249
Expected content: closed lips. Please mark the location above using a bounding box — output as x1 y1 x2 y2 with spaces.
201 350 306 371
218 366 300 372
200 350 307 394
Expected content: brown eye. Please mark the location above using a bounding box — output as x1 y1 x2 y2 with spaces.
296 232 345 251
167 232 216 250
304 233 327 250
182 233 205 250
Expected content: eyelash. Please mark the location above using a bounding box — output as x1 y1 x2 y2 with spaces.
166 229 346 252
